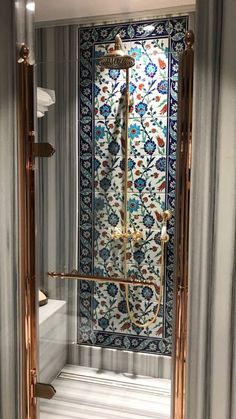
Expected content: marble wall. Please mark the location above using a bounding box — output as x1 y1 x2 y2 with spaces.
187 0 236 417
39 300 67 383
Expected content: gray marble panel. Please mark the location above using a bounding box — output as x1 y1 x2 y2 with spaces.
68 344 172 379
39 299 67 383
40 365 171 418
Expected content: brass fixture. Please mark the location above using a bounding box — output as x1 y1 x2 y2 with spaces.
172 30 194 419
111 227 143 242
97 34 135 69
48 271 155 286
125 211 172 328
132 230 143 242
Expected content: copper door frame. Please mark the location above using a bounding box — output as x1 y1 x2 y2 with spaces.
17 31 194 419
18 44 37 419
172 30 194 419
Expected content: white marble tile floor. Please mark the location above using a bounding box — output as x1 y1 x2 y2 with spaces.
40 365 171 419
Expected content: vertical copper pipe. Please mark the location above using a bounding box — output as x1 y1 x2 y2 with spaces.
18 44 37 419
172 31 194 419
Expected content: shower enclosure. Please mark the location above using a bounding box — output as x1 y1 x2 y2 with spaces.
15 13 193 419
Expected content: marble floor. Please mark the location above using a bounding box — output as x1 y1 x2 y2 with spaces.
40 365 171 419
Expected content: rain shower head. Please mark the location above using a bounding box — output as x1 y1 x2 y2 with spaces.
97 34 135 69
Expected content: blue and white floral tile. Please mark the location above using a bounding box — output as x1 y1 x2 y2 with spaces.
93 275 163 337
127 155 167 194
94 77 169 120
128 117 167 157
94 79 127 120
95 117 167 159
126 38 169 56
94 118 125 159
94 192 123 231
94 228 125 277
128 78 168 118
127 192 165 231
94 192 165 240
78 16 188 355
94 155 167 195
128 50 169 81
94 155 124 195
126 229 163 266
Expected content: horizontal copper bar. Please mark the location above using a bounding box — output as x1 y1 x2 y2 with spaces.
48 271 154 286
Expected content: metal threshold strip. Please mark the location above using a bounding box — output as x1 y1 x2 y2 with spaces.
48 271 155 286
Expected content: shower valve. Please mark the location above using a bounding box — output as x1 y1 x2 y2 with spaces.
132 230 143 242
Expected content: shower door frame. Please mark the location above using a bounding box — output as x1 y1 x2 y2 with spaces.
18 13 194 419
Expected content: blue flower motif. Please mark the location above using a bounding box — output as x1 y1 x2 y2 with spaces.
100 104 111 118
156 157 166 172
107 283 118 297
142 286 154 300
129 124 141 139
94 266 104 276
134 177 146 191
94 85 100 97
108 213 119 227
92 298 99 310
133 250 145 264
128 158 135 170
95 125 105 140
100 178 111 191
135 102 148 116
95 50 104 58
94 158 101 170
81 281 89 291
108 140 120 155
144 139 156 155
119 159 125 171
120 82 136 95
118 300 128 314
154 232 160 244
129 82 136 95
129 46 142 60
163 126 167 136
98 317 109 330
127 198 139 213
99 248 110 261
157 80 168 94
108 69 120 80
143 214 155 228
145 63 157 78
95 197 105 211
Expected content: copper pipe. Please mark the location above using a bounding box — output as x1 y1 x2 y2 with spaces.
48 271 154 286
172 30 194 419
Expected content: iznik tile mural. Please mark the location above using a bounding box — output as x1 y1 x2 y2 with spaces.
78 17 188 355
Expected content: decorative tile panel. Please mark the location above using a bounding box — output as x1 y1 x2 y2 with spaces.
78 17 188 355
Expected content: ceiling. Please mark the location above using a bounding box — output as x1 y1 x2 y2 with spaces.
35 0 195 23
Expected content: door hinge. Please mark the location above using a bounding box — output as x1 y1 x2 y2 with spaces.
30 142 55 158
31 369 56 400
35 382 56 399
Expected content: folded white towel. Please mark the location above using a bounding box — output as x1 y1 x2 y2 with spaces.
37 87 55 118
37 110 45 118
37 87 55 107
